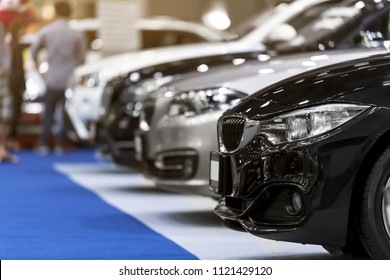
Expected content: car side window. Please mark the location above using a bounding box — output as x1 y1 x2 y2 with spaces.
141 30 206 49
286 1 341 33
264 2 360 50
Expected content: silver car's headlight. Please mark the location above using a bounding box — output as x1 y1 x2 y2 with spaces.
168 87 246 117
260 103 370 145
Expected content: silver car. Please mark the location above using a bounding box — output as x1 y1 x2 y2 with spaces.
136 48 388 197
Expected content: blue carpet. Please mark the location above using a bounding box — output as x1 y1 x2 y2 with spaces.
0 148 197 260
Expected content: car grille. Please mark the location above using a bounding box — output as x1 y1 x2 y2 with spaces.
143 99 155 126
220 117 246 152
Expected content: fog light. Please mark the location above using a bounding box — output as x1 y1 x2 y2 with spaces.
285 191 303 216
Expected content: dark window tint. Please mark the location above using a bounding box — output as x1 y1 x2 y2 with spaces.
141 30 206 49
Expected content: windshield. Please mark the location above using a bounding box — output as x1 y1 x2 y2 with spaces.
231 0 389 52
231 7 276 38
230 1 340 40
267 1 363 50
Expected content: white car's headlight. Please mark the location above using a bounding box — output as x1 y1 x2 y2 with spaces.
78 72 100 88
77 68 118 88
168 87 246 117
260 103 370 144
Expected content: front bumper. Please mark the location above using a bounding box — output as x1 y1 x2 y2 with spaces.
136 130 216 196
142 112 220 196
99 128 140 168
211 129 369 248
99 100 141 167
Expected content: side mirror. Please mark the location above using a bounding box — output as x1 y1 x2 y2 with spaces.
267 23 297 43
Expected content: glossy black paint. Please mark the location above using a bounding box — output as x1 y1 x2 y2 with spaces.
214 53 390 250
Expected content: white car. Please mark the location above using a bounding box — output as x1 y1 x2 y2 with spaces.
65 0 335 142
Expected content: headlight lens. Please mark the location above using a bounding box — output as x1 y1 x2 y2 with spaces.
77 68 117 88
78 72 100 88
260 103 370 144
168 87 246 117
134 76 174 96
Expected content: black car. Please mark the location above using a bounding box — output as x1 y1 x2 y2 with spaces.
97 51 268 167
210 53 390 259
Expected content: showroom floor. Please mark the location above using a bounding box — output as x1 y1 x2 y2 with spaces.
0 148 367 260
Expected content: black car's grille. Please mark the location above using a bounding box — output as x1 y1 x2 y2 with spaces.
109 114 138 140
143 99 155 126
221 117 246 152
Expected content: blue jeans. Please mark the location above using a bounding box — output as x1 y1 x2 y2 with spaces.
39 87 66 148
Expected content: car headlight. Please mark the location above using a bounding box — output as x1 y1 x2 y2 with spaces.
78 72 101 88
134 76 174 96
77 68 118 88
260 103 370 145
168 87 246 117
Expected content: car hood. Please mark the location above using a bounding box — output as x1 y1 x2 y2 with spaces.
170 48 387 98
73 41 266 78
226 51 390 119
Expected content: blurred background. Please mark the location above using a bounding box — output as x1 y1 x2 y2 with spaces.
28 0 277 54
31 0 273 27
2 0 285 148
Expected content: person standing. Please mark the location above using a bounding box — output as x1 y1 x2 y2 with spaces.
31 0 86 154
0 1 36 149
0 22 17 162
7 21 25 147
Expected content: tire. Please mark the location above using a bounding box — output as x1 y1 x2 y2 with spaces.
359 147 390 259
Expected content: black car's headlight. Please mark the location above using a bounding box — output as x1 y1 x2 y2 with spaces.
134 76 174 96
219 103 371 153
260 103 370 145
134 79 160 95
168 87 246 117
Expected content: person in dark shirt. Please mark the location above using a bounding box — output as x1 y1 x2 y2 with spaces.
0 23 17 163
0 0 36 150
7 21 25 146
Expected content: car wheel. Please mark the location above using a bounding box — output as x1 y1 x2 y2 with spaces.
359 148 390 259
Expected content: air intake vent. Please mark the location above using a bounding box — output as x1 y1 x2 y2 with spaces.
221 117 246 152
143 100 155 126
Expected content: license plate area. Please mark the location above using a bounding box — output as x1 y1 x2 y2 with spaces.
210 152 220 187
209 152 232 195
